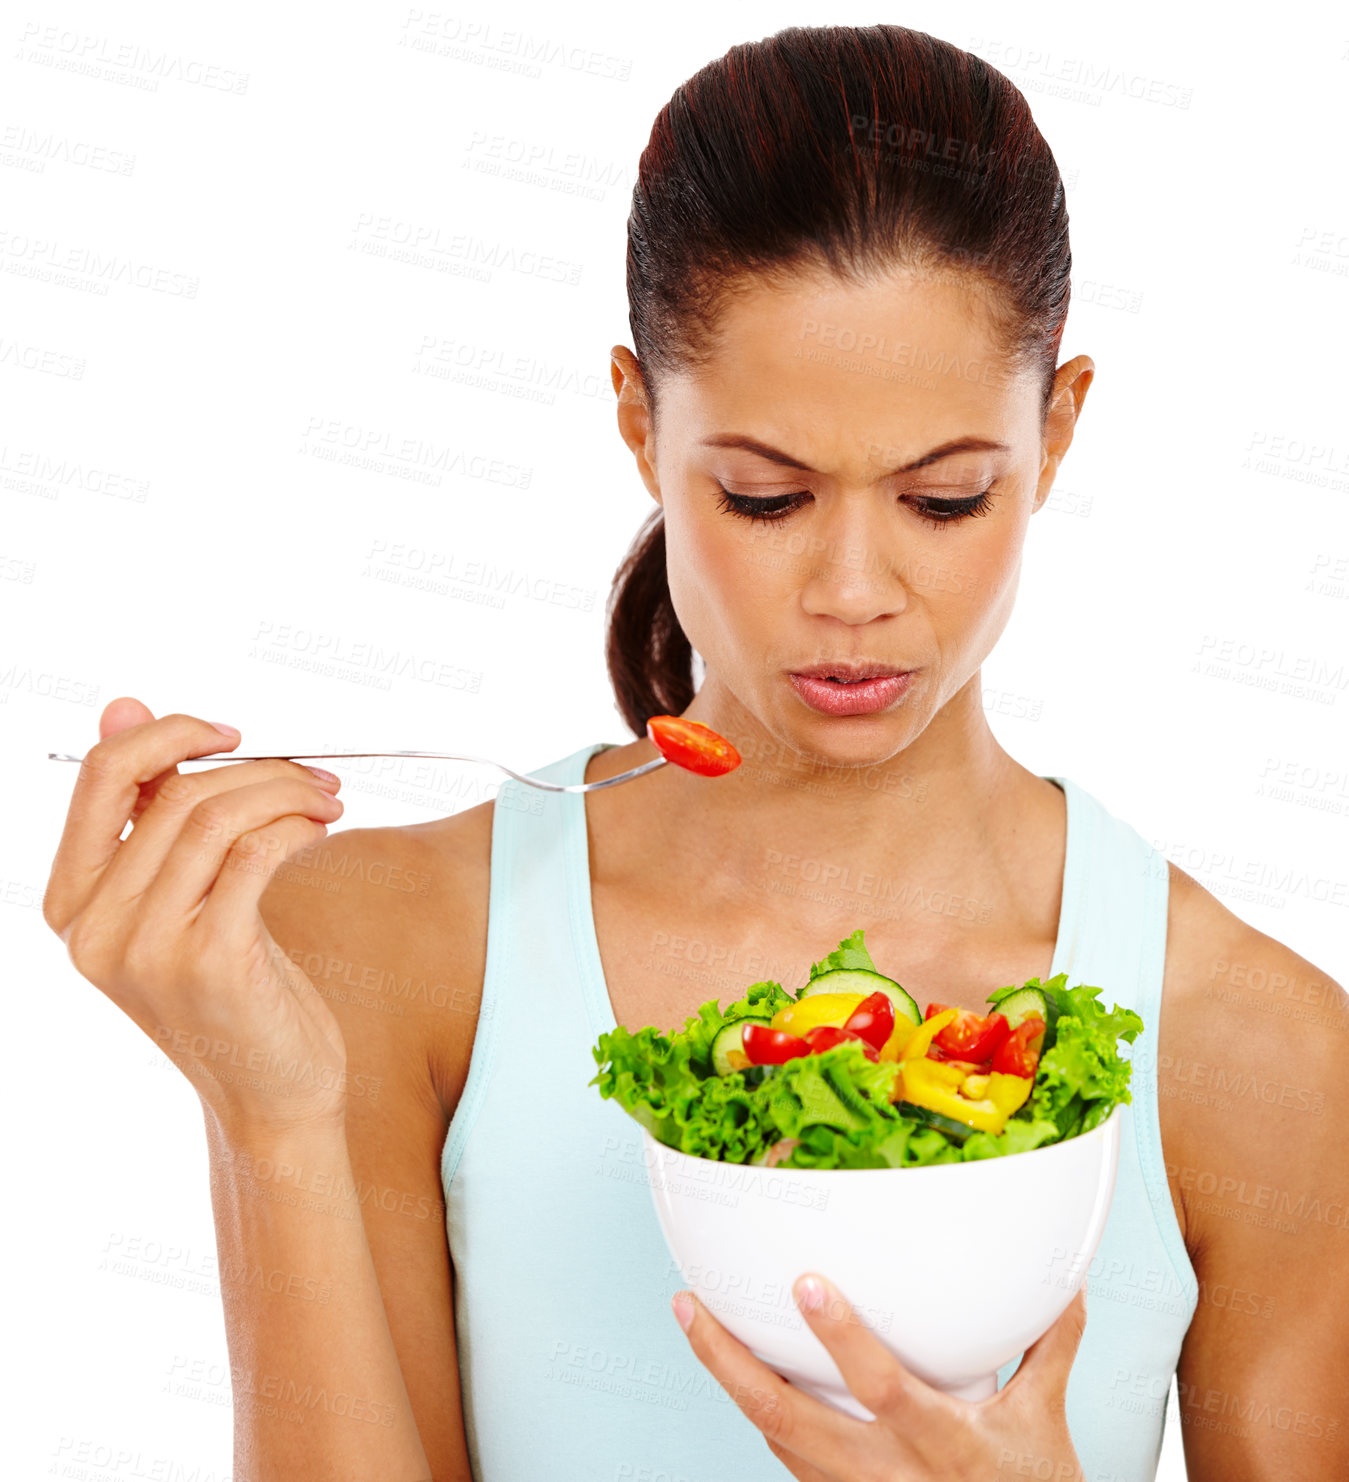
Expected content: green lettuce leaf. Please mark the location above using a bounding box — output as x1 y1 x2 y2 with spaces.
960 1116 1062 1160
1021 982 1143 1135
723 978 796 1021
807 927 880 982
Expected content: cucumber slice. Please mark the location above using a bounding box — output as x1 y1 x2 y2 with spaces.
711 1017 771 1076
988 986 1048 1031
800 968 922 1026
894 1099 977 1144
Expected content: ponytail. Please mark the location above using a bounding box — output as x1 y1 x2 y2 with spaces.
604 505 695 738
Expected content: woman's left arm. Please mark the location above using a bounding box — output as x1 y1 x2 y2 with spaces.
1166 911 1349 1480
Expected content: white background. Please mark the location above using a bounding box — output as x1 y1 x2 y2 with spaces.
4 3 1346 1479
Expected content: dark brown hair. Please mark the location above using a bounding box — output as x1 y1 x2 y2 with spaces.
605 24 1072 738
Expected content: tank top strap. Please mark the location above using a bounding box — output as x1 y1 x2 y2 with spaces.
1046 775 1193 1304
441 740 613 1189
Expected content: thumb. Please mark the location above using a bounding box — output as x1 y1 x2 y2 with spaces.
99 695 156 743
1010 1283 1088 1396
96 696 185 825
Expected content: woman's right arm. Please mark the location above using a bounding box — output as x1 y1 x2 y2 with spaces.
200 1108 437 1477
42 704 479 1481
251 799 487 1480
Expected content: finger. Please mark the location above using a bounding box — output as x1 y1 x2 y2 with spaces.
1003 1283 1088 1400
196 811 335 937
672 1290 873 1475
134 778 343 921
46 709 245 932
100 696 234 827
793 1272 944 1427
764 1436 835 1482
92 759 339 904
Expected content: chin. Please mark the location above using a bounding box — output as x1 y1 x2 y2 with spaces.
773 712 919 769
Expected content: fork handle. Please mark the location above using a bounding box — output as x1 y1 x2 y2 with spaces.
46 750 669 794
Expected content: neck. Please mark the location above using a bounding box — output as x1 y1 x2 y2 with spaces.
642 670 1032 859
587 668 1066 1002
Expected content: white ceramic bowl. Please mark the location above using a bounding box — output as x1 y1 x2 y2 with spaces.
642 1103 1122 1418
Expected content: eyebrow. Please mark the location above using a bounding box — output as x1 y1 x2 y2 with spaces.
700 433 1011 475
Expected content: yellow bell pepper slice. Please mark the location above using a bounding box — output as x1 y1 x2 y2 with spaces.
877 1015 919 1061
899 1056 1008 1134
905 1057 966 1089
986 1071 1033 1117
771 992 865 1038
898 1006 959 1061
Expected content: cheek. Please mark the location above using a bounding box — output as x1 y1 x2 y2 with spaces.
664 508 735 630
900 519 1006 609
944 516 1029 631
665 511 785 654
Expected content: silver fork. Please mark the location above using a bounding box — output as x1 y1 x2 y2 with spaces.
46 749 668 794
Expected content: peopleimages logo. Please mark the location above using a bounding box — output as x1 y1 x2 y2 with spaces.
396 11 634 82
0 122 136 175
16 22 249 94
0 226 199 295
1192 634 1347 708
0 442 149 499
967 37 1194 109
248 621 485 694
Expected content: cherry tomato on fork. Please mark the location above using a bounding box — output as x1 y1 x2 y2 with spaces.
646 716 742 777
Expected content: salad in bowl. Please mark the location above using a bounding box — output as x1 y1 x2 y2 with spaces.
590 927 1143 1169
589 928 1145 1413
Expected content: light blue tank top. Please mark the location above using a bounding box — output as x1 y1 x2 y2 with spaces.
442 742 1198 1481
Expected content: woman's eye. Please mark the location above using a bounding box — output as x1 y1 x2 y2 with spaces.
714 487 809 523
714 485 997 528
905 490 996 528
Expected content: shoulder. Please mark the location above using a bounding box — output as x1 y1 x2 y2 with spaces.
1158 857 1348 1236
1157 874 1349 1471
256 799 497 1117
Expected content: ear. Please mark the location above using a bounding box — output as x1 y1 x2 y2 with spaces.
611 345 662 507
1032 355 1094 514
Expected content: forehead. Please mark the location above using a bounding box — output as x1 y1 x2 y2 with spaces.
658 265 1040 472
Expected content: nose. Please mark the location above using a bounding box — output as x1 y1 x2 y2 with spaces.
795 498 911 625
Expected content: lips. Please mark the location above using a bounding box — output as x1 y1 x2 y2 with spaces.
787 667 917 716
789 662 913 682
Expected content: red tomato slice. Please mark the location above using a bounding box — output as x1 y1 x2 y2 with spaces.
741 1023 810 1065
646 716 741 777
924 1002 1010 1062
802 1025 879 1061
842 991 895 1052
991 1016 1046 1077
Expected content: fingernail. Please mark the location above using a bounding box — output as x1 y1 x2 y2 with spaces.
305 766 341 787
671 1292 694 1332
795 1275 825 1313
209 722 241 738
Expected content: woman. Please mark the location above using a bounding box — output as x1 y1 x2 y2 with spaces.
44 22 1346 1482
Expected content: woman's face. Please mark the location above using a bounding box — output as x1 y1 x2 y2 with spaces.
612 265 1093 767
